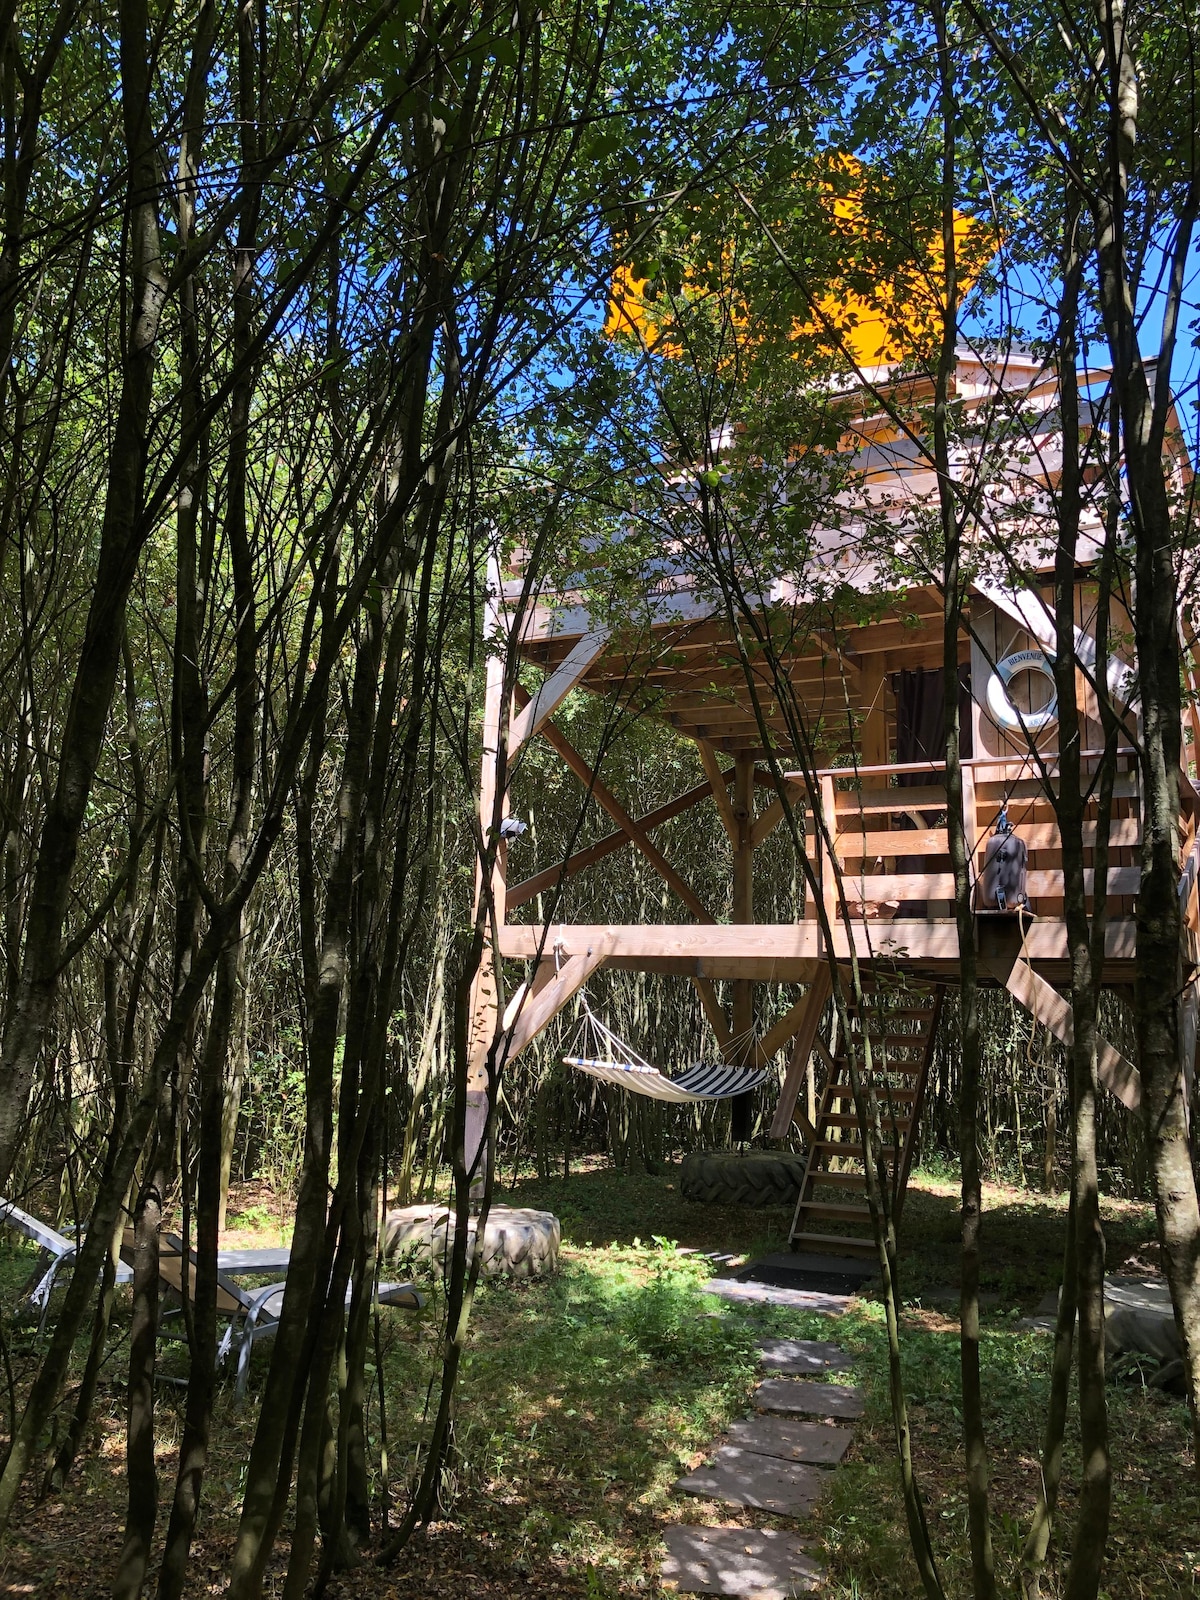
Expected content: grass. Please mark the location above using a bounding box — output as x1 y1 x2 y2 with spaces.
0 1161 1194 1598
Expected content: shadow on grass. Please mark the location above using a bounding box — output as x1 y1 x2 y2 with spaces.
500 1159 1160 1318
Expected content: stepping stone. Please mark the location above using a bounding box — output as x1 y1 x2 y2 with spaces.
702 1277 852 1314
674 1446 828 1515
758 1337 851 1375
722 1414 853 1466
739 1252 877 1297
754 1377 864 1420
662 1525 823 1597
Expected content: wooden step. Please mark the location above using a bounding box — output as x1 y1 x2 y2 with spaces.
796 1202 873 1221
848 1004 936 1018
789 1232 877 1258
821 1112 910 1129
813 1139 898 1156
806 1170 866 1188
826 1084 918 1102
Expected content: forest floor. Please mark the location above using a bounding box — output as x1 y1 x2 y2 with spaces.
0 1160 1194 1599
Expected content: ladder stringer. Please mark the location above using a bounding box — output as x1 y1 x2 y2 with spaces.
788 978 941 1258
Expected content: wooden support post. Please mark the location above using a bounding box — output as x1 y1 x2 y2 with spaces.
692 974 733 1052
731 755 756 1139
506 772 733 910
988 954 1142 1111
504 942 611 1060
508 629 609 752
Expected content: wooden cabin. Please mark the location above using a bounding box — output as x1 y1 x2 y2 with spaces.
465 352 1198 1252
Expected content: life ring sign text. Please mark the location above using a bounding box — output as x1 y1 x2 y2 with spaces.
986 648 1058 733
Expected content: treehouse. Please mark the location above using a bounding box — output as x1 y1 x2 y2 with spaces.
466 353 1198 1252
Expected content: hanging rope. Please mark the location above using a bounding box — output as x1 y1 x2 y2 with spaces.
562 992 769 1103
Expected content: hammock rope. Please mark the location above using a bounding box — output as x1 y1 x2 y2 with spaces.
563 992 768 1103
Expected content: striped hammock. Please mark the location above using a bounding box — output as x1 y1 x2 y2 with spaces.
563 1000 767 1103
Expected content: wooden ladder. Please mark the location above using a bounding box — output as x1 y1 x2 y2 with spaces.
788 979 944 1257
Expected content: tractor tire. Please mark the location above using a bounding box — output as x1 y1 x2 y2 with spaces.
680 1150 808 1209
384 1203 560 1281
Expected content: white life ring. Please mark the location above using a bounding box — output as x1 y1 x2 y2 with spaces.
986 649 1058 733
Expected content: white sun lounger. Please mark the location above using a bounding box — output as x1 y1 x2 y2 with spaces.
152 1233 425 1399
0 1197 132 1331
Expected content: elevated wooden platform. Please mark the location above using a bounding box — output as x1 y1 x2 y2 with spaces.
497 916 1149 987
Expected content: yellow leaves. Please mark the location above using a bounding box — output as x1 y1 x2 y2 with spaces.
605 154 995 374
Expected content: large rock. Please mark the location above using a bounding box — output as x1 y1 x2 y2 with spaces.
384 1203 560 1281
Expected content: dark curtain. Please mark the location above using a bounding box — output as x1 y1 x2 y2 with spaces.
893 664 974 770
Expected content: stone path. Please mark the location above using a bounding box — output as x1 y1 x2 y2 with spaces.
664 1338 864 1598
662 1527 824 1597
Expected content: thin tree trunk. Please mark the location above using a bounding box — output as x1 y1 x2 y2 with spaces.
929 4 995 1589
112 1135 169 1600
1022 1193 1077 1598
0 0 166 1191
1091 0 1200 1473
1051 190 1114 1600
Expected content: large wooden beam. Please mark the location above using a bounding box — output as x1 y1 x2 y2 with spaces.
509 629 610 753
768 967 833 1139
506 770 734 910
758 991 822 1061
991 956 1142 1110
499 918 1143 975
515 687 714 922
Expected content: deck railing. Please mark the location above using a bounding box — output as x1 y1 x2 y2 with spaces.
789 750 1160 924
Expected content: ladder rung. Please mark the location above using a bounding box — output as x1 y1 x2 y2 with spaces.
807 1170 866 1187
827 1085 918 1102
789 1232 877 1256
822 1112 911 1129
851 1004 934 1017
849 1021 931 1034
795 1202 873 1221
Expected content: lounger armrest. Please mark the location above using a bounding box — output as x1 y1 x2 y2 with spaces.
377 1281 426 1310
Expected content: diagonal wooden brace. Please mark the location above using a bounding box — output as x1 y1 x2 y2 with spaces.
517 687 714 922
503 940 612 1061
991 955 1141 1111
509 630 610 753
506 770 733 910
768 967 833 1139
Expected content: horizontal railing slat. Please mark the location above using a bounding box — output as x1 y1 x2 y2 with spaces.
840 867 1142 901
